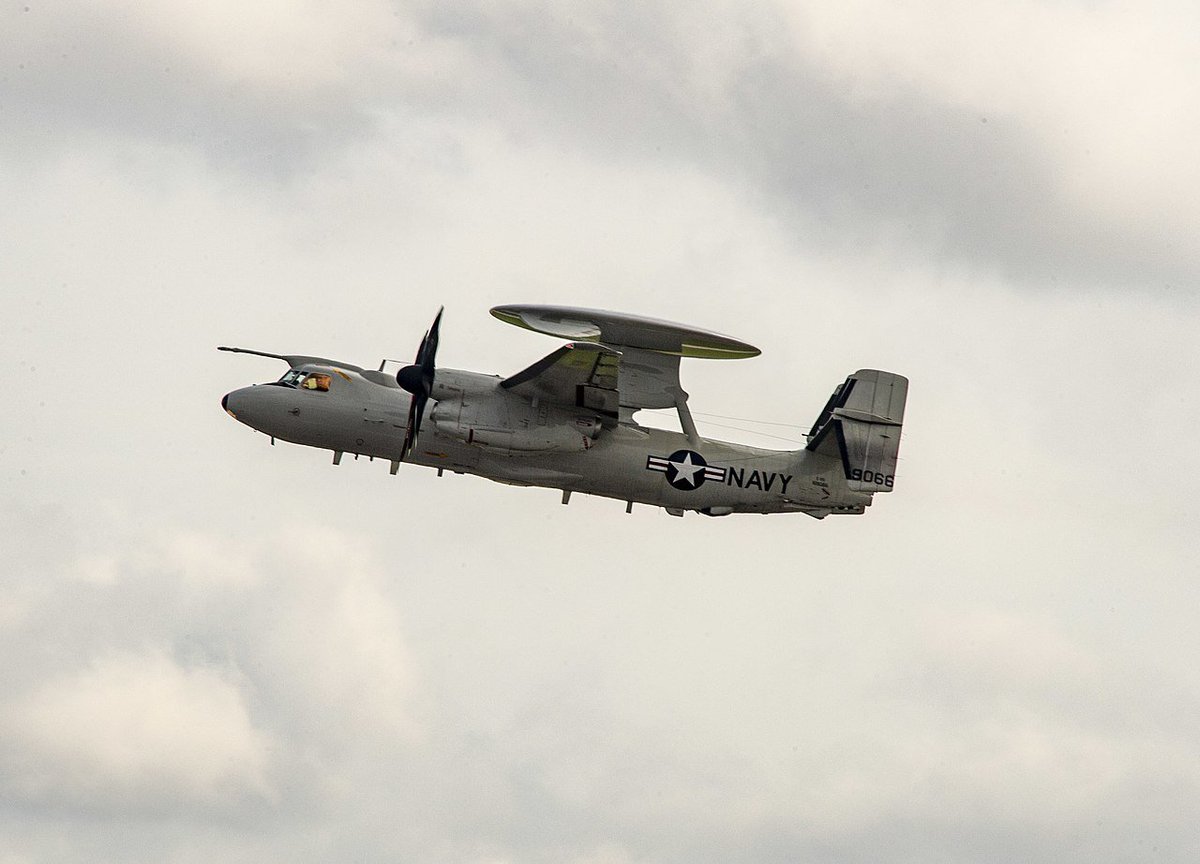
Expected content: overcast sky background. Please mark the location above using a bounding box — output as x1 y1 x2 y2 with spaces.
3 2 1199 862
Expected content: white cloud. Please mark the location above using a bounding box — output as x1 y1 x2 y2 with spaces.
917 608 1094 693
249 526 420 745
0 651 272 811
791 0 1200 265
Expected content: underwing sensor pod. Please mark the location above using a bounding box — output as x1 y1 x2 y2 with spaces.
220 305 908 518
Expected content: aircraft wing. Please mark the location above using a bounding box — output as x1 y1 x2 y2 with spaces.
492 304 761 416
500 341 621 422
611 348 684 410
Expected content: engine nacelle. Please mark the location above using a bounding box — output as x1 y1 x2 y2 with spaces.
431 398 601 454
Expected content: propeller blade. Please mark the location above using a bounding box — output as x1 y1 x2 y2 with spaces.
397 306 445 458
419 306 443 391
402 389 427 457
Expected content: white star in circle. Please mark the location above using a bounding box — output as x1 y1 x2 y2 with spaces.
669 453 704 487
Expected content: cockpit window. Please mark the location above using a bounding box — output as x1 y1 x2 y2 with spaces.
277 370 332 391
301 373 331 392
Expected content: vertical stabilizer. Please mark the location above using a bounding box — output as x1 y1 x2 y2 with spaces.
806 369 908 492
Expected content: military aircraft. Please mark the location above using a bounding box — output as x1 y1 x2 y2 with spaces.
220 305 907 518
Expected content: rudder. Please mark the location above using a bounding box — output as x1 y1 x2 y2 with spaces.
806 369 908 493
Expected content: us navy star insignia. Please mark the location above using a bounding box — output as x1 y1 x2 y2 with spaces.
669 452 704 487
645 449 728 491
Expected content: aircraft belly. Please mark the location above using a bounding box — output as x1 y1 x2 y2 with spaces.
451 426 813 513
231 384 411 459
406 428 483 472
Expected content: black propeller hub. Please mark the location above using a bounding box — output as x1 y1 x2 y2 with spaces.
396 364 424 395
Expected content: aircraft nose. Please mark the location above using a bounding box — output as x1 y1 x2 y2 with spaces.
222 390 244 419
222 386 269 430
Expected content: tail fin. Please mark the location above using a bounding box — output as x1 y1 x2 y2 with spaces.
807 369 908 493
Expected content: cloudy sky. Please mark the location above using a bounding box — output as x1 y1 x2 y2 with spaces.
3 1 1199 861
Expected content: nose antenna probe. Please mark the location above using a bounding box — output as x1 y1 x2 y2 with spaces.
217 346 364 372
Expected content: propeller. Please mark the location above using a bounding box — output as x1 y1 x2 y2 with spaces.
397 306 444 458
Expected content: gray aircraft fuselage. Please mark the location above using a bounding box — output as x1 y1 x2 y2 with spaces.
221 364 873 518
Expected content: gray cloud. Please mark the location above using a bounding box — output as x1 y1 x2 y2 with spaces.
411 1 1198 290
1 2 377 176
5 1 1195 288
